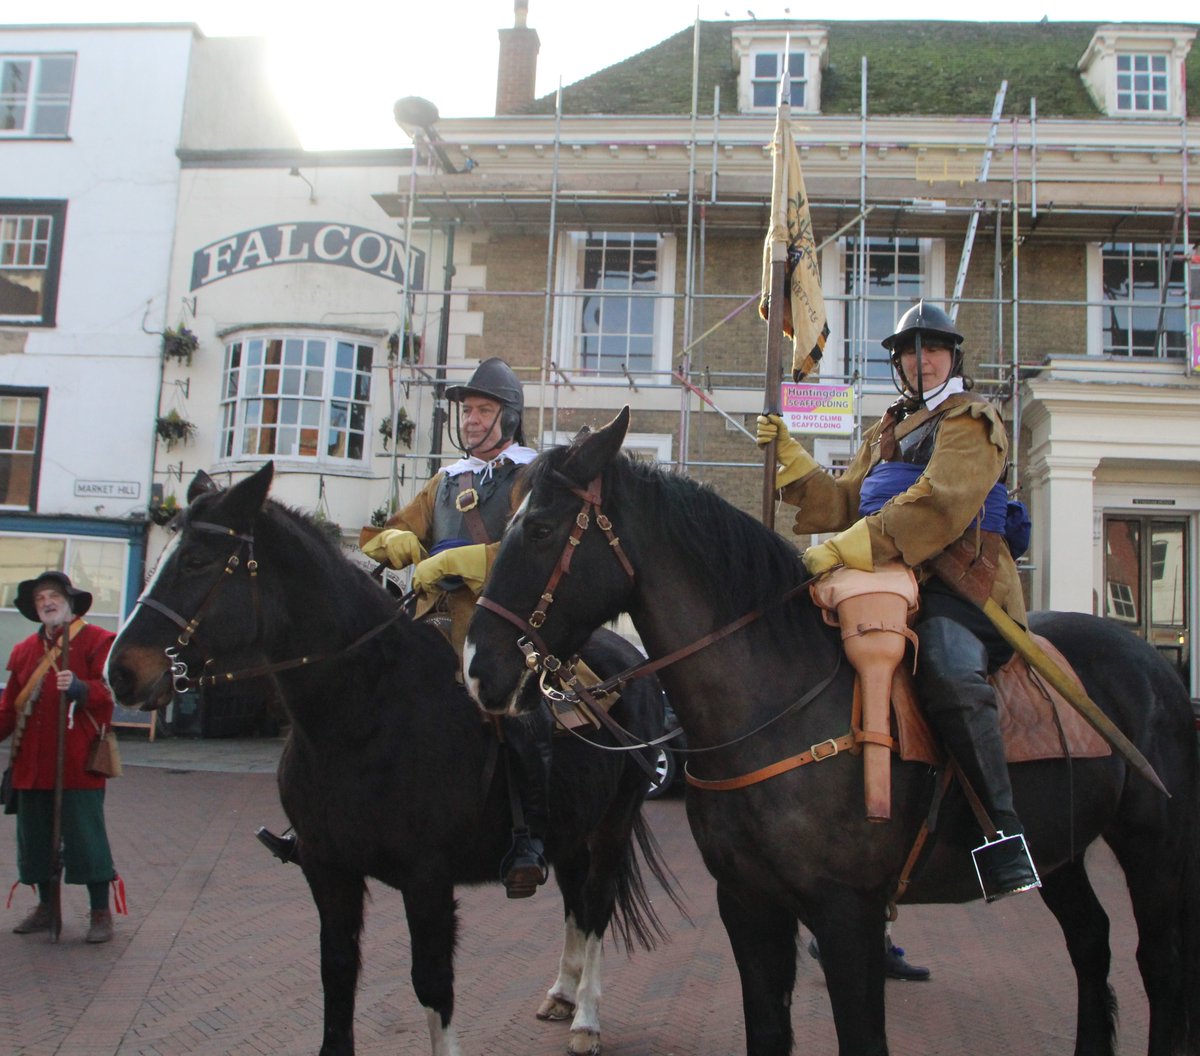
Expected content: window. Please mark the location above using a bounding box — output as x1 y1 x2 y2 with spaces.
0 201 66 326
1116 53 1168 113
0 532 127 671
0 389 44 510
842 237 927 383
1100 242 1187 359
218 334 374 464
555 232 676 376
752 51 806 109
0 54 75 137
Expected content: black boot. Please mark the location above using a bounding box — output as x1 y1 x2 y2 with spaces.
917 616 1040 902
500 712 552 898
256 826 299 864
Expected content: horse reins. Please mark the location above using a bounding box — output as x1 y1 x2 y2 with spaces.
138 519 404 694
475 473 840 762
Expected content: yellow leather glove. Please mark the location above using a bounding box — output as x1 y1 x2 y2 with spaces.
802 519 875 576
412 544 489 594
755 414 818 488
361 529 426 570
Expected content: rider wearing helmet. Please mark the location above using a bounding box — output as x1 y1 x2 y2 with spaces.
756 300 1039 902
259 358 552 898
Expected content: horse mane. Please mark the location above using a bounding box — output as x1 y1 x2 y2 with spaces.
533 448 812 629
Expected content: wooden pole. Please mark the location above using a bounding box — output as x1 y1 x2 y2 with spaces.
761 253 787 528
48 623 70 943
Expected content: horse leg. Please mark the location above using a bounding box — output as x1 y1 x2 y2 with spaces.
302 859 366 1056
807 887 889 1056
1035 858 1116 1056
537 910 585 1021
401 871 462 1056
716 884 798 1056
543 848 606 1055
1104 827 1191 1056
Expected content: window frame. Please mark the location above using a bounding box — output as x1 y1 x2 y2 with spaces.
215 330 377 473
1114 52 1169 114
750 49 808 110
552 231 677 379
0 200 67 327
0 53 76 139
0 386 46 512
1087 241 1188 360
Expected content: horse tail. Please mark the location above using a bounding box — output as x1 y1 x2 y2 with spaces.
607 812 689 953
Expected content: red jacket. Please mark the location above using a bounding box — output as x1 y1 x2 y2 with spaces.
0 621 117 791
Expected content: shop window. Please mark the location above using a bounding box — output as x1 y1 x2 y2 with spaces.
0 54 75 138
0 201 66 326
218 333 374 466
0 388 45 510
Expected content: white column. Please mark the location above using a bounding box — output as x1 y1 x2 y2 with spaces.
1026 454 1099 614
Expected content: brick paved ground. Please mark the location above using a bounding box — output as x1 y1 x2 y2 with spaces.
0 740 1150 1056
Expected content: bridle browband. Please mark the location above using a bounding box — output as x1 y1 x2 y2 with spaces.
137 518 403 694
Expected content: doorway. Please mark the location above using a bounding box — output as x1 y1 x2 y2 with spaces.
1102 515 1190 688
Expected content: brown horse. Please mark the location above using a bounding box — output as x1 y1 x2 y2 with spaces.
466 408 1200 1056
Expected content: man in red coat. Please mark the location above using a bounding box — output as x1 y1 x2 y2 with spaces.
0 571 119 943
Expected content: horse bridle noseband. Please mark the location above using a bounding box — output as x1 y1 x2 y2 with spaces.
138 518 403 694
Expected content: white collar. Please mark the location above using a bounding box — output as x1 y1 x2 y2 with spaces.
922 376 965 413
443 444 538 479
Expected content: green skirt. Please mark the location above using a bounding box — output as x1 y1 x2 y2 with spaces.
15 789 115 886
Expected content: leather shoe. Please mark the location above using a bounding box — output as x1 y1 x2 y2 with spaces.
884 943 930 981
13 903 52 934
972 831 1040 902
86 909 113 944
256 826 299 864
500 830 548 899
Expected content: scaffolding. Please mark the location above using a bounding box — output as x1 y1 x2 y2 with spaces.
381 46 1199 509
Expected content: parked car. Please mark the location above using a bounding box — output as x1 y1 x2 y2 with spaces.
645 698 686 799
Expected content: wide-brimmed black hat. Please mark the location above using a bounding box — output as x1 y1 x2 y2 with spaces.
15 571 93 622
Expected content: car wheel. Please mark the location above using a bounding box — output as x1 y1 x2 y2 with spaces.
645 746 677 799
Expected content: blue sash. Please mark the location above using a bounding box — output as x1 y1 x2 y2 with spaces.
859 461 1007 533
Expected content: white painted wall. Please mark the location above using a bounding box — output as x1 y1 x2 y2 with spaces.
0 24 196 518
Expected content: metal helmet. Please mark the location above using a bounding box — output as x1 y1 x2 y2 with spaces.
445 357 526 451
881 300 963 355
881 300 965 402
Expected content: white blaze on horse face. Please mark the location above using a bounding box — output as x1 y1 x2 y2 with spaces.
424 1008 462 1056
462 638 481 703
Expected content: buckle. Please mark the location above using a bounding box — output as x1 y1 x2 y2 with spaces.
810 738 839 761
455 488 479 513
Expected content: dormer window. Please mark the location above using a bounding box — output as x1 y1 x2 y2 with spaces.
1078 25 1195 119
1115 53 1167 114
752 51 807 109
732 24 828 115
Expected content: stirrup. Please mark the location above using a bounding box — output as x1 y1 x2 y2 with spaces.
256 826 299 864
971 830 1041 902
500 829 548 899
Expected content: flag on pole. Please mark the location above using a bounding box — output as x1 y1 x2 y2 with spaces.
759 89 828 382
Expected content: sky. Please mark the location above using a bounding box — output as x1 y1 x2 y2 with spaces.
19 0 1200 150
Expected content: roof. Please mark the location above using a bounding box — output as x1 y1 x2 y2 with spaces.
518 20 1200 119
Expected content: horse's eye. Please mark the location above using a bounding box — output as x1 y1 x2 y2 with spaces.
179 547 212 572
526 521 554 543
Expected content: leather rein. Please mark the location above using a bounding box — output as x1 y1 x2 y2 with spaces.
138 519 404 694
475 473 842 771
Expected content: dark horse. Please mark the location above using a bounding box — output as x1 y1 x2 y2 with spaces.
466 408 1200 1056
106 463 676 1056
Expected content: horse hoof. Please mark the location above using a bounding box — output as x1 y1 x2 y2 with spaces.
567 1028 601 1056
536 994 576 1020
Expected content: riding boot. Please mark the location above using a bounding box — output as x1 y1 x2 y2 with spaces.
499 711 552 899
916 616 1040 902
256 826 300 865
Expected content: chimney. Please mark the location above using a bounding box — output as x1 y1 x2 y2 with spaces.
496 0 540 114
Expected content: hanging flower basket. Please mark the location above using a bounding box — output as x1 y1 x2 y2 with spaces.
379 407 416 451
148 493 180 526
156 410 196 451
162 326 199 366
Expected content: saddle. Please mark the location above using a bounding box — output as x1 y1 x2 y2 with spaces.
811 565 1110 822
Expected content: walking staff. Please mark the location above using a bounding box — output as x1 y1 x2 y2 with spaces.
47 627 69 942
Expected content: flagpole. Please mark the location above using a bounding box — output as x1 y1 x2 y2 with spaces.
761 60 791 528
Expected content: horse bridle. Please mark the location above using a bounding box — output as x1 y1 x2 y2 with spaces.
138 518 403 694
